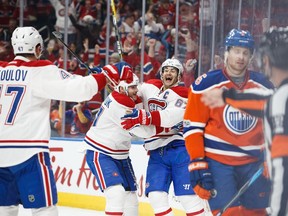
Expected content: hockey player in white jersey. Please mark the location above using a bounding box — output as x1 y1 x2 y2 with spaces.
121 59 207 216
83 70 145 216
0 26 132 216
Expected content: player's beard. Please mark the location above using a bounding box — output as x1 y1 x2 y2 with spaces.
226 60 248 77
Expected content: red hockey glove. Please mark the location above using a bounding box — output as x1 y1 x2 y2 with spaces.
117 63 133 83
188 159 214 200
100 62 134 87
121 108 152 130
101 65 120 87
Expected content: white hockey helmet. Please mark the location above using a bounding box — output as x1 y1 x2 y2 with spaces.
116 73 139 93
11 26 43 58
160 58 184 81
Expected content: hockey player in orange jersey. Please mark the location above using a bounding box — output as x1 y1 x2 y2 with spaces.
183 29 274 215
201 27 288 216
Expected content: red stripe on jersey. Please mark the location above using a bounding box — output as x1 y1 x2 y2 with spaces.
155 208 172 216
0 140 49 143
187 208 205 215
86 136 129 153
105 211 123 215
49 147 63 152
271 135 288 158
94 152 106 189
38 152 52 206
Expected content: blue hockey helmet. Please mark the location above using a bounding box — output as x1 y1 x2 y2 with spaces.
225 29 255 52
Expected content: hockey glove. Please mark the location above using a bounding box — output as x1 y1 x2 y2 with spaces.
188 159 214 200
91 66 102 74
121 108 152 130
115 62 134 84
101 65 120 87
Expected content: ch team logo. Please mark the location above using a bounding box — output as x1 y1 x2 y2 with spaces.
223 105 257 135
148 98 167 111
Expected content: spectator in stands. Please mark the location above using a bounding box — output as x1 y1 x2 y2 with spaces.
0 18 17 42
49 0 78 44
109 52 121 64
96 20 117 65
69 58 87 76
0 0 16 28
145 38 162 80
69 0 104 59
12 0 38 27
144 12 165 38
51 101 93 137
120 12 137 35
149 0 175 30
122 32 155 81
78 0 97 22
0 41 14 61
44 38 60 62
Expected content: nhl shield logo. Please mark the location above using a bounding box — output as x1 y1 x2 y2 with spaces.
28 195 35 202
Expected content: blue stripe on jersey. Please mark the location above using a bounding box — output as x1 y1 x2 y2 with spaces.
204 137 262 158
84 139 129 156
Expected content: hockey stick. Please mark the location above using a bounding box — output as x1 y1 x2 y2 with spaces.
215 165 264 216
110 0 123 61
52 31 94 74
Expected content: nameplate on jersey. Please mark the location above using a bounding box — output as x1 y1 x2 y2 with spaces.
0 69 28 81
223 105 257 135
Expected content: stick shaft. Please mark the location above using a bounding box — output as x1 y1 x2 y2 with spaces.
110 0 123 61
52 31 93 74
216 166 264 216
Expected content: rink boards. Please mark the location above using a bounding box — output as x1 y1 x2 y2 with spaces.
50 138 185 216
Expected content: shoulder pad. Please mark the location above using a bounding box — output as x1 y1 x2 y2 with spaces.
170 86 188 98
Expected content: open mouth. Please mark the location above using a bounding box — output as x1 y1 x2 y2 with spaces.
165 77 173 82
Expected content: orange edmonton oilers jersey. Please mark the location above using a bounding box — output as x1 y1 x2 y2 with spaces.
183 69 274 165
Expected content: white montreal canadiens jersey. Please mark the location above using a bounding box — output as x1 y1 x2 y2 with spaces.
134 79 188 151
83 91 137 160
0 56 100 167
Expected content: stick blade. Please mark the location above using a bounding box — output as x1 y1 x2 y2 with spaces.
52 31 62 39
